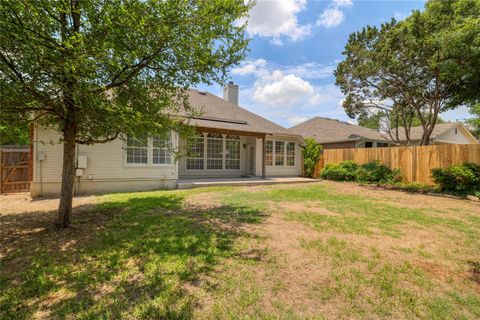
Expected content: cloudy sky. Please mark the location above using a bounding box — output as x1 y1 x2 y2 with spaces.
198 0 472 128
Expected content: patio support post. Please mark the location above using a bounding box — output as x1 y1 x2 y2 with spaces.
262 135 266 179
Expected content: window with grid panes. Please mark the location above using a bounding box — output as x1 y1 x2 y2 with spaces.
186 134 204 170
126 137 148 164
286 142 295 166
225 135 240 169
152 133 171 165
265 140 273 166
207 133 223 170
275 141 285 166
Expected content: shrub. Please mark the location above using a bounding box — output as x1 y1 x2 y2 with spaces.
392 182 436 193
320 161 358 181
432 162 480 192
356 161 402 184
302 137 322 178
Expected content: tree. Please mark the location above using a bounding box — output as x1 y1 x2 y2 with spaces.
0 112 30 145
0 0 251 227
302 137 322 178
335 0 480 146
466 104 480 138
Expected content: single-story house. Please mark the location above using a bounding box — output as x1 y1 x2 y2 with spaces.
290 117 389 149
31 83 304 196
384 122 479 145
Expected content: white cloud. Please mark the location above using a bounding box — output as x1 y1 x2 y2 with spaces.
317 0 353 28
233 59 335 80
287 116 309 126
253 73 315 107
246 0 311 45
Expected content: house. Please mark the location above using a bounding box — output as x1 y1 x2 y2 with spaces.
30 83 304 197
290 117 390 149
385 122 479 145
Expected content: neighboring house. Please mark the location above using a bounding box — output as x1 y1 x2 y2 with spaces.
290 117 390 150
31 83 303 196
384 122 479 145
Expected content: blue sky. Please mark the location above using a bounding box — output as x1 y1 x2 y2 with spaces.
200 0 472 128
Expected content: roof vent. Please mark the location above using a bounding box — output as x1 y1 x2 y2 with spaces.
198 91 207 95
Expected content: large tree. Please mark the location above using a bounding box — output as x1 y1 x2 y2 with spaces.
335 0 480 146
0 0 251 227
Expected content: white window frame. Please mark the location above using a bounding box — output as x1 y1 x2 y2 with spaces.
206 133 224 170
152 133 172 165
266 140 296 167
126 136 149 166
286 142 295 167
225 135 241 170
125 133 174 167
186 133 205 171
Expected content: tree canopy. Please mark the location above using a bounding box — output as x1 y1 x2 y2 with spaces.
0 0 251 227
335 0 480 145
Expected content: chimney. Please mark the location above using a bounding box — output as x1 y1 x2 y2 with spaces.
223 81 239 105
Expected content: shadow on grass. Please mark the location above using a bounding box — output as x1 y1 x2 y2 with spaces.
0 191 266 319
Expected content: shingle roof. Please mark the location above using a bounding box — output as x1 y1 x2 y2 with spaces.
289 117 387 144
181 89 300 137
384 122 459 141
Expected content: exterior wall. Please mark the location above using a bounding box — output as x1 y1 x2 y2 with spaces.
256 135 302 177
321 141 355 150
434 126 476 144
177 135 251 178
31 125 178 197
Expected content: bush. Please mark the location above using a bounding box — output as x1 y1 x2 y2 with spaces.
356 161 402 184
302 137 322 178
320 161 358 181
432 162 480 192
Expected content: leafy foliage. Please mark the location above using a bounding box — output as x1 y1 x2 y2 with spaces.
302 137 322 178
432 162 480 193
466 103 480 138
335 0 480 145
320 161 358 182
320 160 401 184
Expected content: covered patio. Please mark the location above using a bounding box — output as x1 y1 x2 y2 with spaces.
176 176 319 189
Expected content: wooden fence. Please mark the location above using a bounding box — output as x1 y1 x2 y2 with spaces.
314 144 480 184
0 149 31 193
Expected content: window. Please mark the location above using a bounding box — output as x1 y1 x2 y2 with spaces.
286 142 295 166
265 140 273 166
377 142 389 148
207 134 223 170
225 135 240 169
152 134 171 165
365 142 373 148
186 134 204 170
126 137 148 164
275 141 285 166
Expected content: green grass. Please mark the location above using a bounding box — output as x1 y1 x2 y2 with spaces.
1 183 479 319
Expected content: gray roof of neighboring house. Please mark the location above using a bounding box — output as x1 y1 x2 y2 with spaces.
289 117 387 144
182 89 300 137
385 122 459 141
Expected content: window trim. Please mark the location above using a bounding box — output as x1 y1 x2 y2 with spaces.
126 136 149 166
152 133 172 166
125 133 174 167
266 139 296 167
186 133 206 171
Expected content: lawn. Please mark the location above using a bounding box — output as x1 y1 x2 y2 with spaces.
1 181 479 319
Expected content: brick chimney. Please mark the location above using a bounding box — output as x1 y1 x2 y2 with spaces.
223 81 239 106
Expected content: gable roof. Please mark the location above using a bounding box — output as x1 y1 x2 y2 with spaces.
385 122 463 142
181 89 300 138
289 117 387 144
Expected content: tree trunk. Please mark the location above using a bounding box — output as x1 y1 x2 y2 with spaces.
57 120 77 228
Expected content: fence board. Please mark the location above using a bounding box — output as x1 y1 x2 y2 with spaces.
0 150 31 193
315 144 480 184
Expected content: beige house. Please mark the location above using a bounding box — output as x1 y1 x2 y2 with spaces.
31 84 303 197
290 117 389 149
386 122 479 145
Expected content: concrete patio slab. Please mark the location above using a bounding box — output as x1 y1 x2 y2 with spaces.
176 177 319 189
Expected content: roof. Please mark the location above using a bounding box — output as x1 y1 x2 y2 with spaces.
181 89 300 138
385 122 460 141
289 117 387 144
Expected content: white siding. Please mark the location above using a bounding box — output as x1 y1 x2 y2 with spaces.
435 126 475 144
33 125 178 184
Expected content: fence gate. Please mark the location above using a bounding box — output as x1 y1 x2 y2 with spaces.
0 150 31 193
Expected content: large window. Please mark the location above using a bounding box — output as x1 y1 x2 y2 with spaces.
152 133 171 165
126 137 148 164
265 140 273 166
266 140 295 167
186 133 241 171
207 134 223 170
275 141 285 166
286 142 295 166
225 135 240 170
186 134 205 170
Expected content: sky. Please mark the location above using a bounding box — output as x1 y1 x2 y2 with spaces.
198 0 473 128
